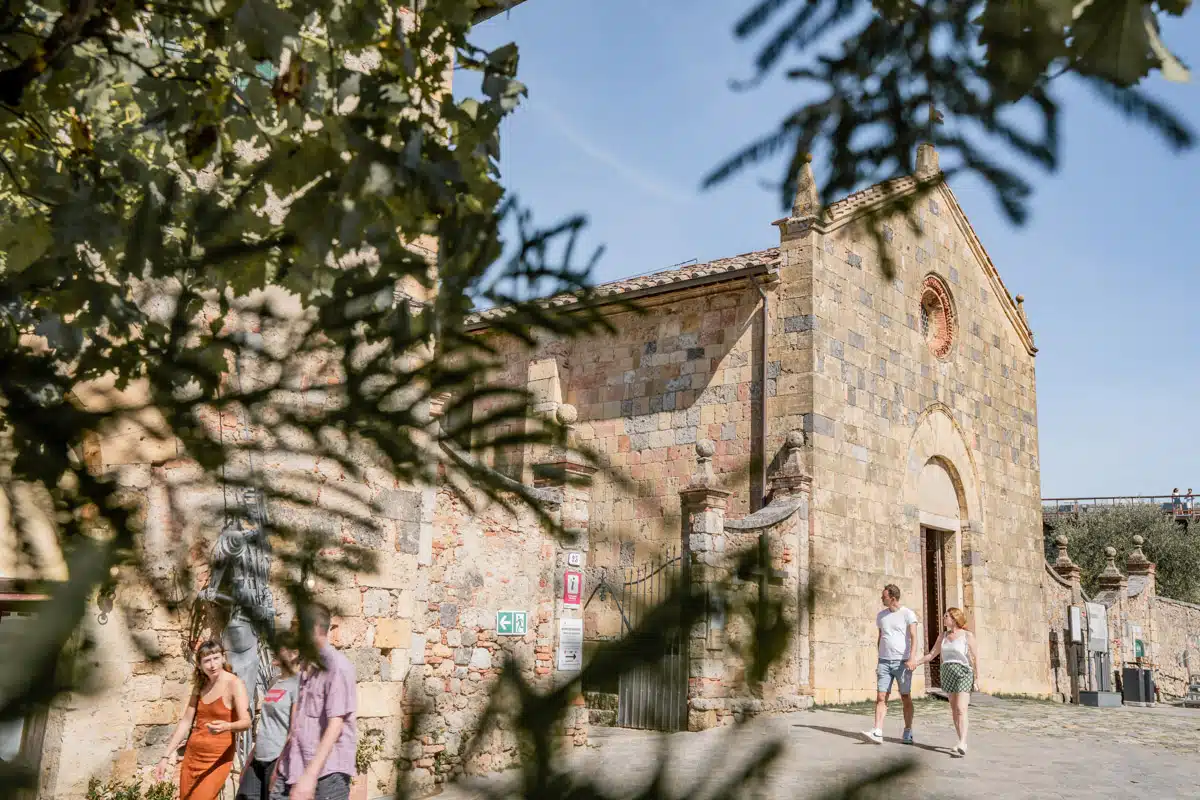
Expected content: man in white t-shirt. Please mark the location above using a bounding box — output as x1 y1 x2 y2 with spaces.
861 583 918 745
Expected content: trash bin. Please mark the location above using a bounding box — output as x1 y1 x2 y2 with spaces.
1121 667 1154 705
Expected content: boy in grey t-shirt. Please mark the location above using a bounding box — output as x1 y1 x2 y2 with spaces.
237 650 299 800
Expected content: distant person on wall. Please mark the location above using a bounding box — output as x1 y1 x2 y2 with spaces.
271 604 358 800
1187 489 1194 515
861 584 919 746
236 645 300 800
908 607 979 756
155 639 252 800
1172 488 1181 514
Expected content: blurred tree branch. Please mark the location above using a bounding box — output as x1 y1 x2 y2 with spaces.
707 0 1193 244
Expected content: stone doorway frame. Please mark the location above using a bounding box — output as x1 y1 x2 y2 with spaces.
904 406 981 687
918 517 960 689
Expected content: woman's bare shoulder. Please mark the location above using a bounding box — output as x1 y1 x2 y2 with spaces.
220 671 247 693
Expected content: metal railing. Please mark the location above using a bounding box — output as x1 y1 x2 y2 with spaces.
1042 494 1199 520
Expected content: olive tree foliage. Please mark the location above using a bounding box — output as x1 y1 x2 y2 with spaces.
706 0 1194 276
0 0 618 790
1046 504 1200 603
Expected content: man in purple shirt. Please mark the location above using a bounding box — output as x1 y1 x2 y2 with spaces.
271 605 358 800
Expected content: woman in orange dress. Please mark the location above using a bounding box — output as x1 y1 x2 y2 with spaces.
155 639 251 800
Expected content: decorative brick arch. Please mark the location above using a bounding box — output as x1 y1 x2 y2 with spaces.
919 274 957 360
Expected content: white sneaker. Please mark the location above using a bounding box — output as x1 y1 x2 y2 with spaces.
902 728 914 745
861 729 884 744
954 742 968 756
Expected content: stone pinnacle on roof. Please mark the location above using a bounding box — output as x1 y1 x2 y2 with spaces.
916 142 940 177
791 153 820 219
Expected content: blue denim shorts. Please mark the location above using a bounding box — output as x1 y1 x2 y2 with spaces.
877 660 913 695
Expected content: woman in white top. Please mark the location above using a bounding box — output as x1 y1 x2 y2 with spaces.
907 607 978 756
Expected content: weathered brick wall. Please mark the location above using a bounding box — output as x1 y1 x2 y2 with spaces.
33 325 585 798
37 458 581 798
392 483 577 790
481 285 764 569
785 181 1047 702
1152 597 1200 699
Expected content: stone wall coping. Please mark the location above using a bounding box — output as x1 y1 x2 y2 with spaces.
724 496 807 531
437 437 559 505
1155 595 1200 613
1043 561 1072 589
464 251 777 331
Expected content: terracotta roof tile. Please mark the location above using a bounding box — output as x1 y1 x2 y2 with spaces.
465 247 779 327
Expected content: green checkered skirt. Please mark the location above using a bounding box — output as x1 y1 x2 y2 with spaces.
940 662 974 694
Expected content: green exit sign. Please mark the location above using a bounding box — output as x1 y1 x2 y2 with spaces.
496 610 528 636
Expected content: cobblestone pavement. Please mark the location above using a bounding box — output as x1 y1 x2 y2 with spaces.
450 696 1200 799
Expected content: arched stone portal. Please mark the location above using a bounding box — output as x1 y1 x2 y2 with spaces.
903 406 982 688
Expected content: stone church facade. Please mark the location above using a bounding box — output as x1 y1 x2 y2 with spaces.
0 140 1052 798
472 143 1048 702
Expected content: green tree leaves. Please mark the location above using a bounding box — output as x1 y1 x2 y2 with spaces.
1047 505 1200 603
0 7 616 795
710 0 1193 231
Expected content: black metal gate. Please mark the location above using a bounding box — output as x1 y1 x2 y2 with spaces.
587 547 688 732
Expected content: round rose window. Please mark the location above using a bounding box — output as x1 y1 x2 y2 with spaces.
919 275 956 359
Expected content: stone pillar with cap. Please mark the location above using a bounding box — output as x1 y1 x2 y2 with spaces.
1051 534 1086 702
1094 546 1129 670
1126 535 1156 585
679 439 732 731
766 431 812 698
1052 534 1084 604
1126 535 1157 671
531 402 593 746
1096 546 1128 595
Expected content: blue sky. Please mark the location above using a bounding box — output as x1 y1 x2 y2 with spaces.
462 1 1200 499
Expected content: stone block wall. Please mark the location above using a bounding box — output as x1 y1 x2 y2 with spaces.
35 425 587 799
1038 537 1200 704
388 483 570 791
480 284 765 568
1152 597 1200 698
779 178 1047 702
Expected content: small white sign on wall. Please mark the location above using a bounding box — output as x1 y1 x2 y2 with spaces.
557 618 584 671
1069 606 1083 644
1086 602 1108 653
